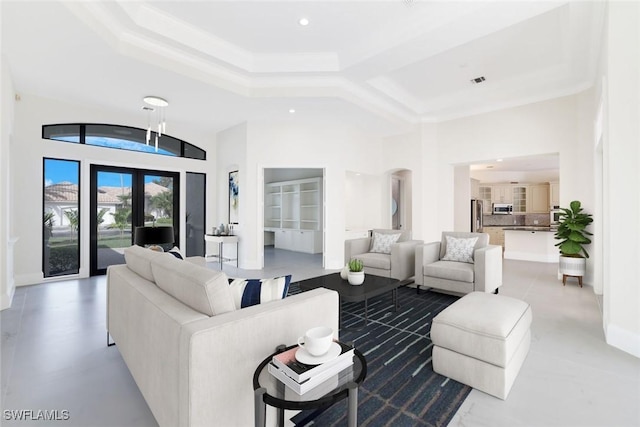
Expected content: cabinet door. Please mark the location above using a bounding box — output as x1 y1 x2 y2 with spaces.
274 229 293 250
528 185 550 213
479 187 492 213
512 186 527 213
550 182 560 207
491 185 513 203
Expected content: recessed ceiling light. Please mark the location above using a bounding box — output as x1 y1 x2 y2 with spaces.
496 159 503 162
298 18 309 26
289 109 296 114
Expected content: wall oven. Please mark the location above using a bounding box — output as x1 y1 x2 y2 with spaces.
492 203 513 215
550 207 562 226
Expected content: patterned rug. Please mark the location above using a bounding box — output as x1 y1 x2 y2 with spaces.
288 284 471 427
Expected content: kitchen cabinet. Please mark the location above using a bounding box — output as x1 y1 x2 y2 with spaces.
484 227 505 247
491 185 513 204
479 186 492 213
512 186 527 213
527 184 550 213
549 181 560 208
471 178 480 199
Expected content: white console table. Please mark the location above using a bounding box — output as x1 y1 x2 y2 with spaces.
205 235 239 269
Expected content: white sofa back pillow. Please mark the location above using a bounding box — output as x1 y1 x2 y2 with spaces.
151 254 235 316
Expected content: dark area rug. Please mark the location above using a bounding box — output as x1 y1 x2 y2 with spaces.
288 284 471 427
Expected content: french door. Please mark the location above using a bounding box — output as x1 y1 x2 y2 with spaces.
90 165 179 275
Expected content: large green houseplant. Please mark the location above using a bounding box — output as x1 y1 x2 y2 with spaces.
554 200 593 282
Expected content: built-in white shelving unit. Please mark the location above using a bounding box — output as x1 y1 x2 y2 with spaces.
264 177 322 254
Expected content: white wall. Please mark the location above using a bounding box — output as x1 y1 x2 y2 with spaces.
1 54 16 309
345 171 382 231
214 122 246 265
10 93 213 285
602 1 640 358
381 130 423 240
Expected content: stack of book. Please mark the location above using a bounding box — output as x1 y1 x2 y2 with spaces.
268 342 355 395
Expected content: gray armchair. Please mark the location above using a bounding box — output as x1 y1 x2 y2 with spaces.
415 231 502 295
344 229 422 281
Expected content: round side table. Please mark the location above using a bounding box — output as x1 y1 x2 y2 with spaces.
253 344 366 427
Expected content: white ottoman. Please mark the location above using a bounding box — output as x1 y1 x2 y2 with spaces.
430 292 532 399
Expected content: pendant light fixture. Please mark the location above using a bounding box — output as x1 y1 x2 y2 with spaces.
142 96 168 151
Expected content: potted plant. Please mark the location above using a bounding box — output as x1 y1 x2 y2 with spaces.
347 258 365 285
554 200 593 282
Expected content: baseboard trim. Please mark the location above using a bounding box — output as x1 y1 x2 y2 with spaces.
15 272 44 287
0 286 14 310
605 323 640 359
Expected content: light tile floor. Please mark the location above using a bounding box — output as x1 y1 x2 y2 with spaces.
1 249 639 426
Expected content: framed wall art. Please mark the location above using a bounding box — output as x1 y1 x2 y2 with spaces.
229 170 239 224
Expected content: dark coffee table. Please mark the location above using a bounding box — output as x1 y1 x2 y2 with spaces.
295 273 411 328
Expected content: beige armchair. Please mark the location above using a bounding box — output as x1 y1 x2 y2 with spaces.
344 229 422 281
415 231 502 295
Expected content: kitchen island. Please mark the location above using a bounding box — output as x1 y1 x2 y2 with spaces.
503 227 559 263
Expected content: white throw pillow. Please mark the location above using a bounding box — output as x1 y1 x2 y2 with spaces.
442 236 478 264
370 232 402 254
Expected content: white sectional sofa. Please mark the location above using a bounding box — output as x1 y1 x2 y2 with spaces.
107 245 339 427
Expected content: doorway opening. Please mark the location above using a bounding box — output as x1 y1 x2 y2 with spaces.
262 168 324 270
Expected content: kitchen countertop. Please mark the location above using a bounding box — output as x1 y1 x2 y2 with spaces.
502 227 556 232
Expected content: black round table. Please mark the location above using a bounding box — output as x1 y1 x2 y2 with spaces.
253 343 367 427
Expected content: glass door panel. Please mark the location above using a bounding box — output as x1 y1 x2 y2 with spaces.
185 173 205 257
43 158 80 277
95 170 133 271
144 174 176 251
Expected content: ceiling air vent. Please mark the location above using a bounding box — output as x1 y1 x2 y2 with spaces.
471 76 486 84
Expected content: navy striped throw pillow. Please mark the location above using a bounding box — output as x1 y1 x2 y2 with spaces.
228 275 291 309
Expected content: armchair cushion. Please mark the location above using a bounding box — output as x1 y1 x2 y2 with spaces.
370 231 402 254
357 252 392 270
441 236 478 263
424 261 474 283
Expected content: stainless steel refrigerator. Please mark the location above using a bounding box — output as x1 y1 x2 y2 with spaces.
471 199 483 232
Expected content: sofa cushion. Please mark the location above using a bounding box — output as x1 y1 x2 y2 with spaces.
423 260 474 283
442 236 478 263
124 245 164 282
370 231 402 254
151 253 235 316
357 252 391 270
228 275 291 310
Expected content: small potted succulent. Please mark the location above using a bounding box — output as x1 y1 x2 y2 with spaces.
554 200 593 281
347 258 365 285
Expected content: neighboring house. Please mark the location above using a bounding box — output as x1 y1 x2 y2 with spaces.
44 182 171 227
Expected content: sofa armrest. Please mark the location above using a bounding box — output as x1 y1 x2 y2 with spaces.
414 242 441 285
390 240 423 281
474 245 503 293
179 288 339 427
344 237 371 263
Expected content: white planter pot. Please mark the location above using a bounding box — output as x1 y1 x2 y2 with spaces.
348 271 365 285
340 265 349 280
559 255 586 277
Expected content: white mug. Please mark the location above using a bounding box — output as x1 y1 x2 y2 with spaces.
297 326 333 357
